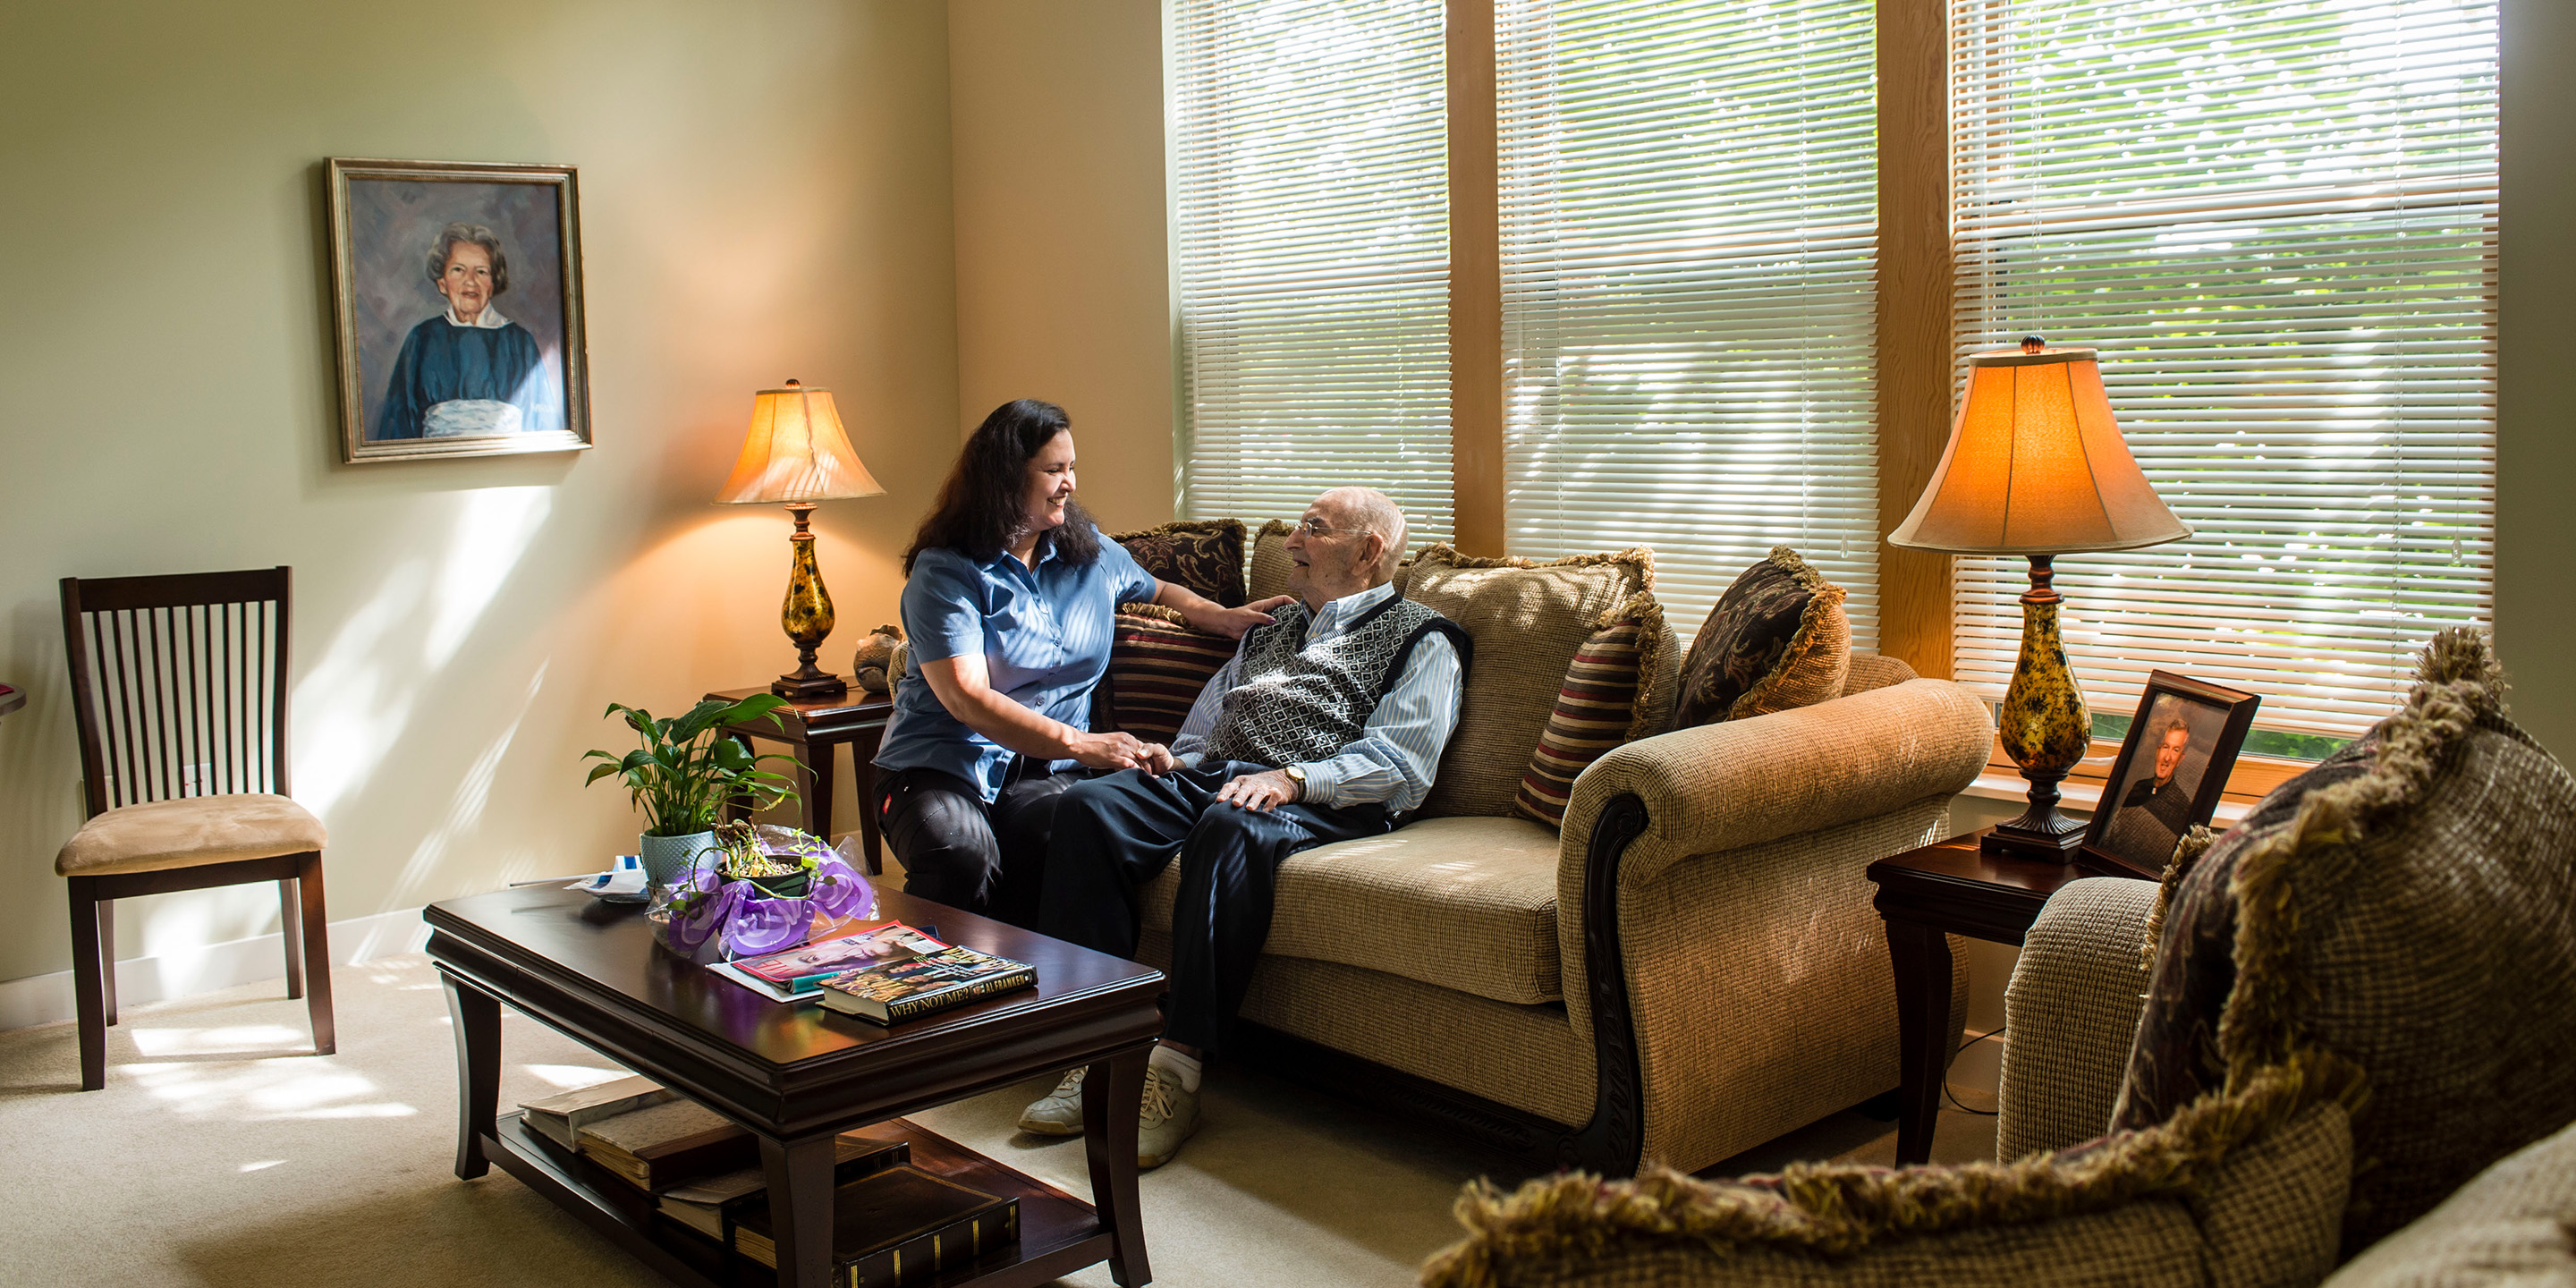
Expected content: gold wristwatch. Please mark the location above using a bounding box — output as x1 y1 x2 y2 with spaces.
1282 764 1308 801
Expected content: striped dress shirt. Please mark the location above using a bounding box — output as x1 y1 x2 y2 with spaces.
1172 581 1463 814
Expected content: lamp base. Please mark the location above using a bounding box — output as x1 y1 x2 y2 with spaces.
770 667 848 700
1981 804 2089 862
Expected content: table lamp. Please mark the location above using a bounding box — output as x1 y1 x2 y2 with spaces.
717 379 885 699
1889 338 2190 860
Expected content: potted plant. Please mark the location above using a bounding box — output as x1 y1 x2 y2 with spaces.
584 694 801 889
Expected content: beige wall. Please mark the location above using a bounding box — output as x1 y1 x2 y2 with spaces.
2497 0 2576 759
947 0 1176 533
0 0 958 988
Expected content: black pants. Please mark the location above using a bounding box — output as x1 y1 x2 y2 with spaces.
877 761 1077 928
1037 761 1391 1054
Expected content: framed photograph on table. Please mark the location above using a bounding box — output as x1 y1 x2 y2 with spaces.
325 157 590 463
2081 672 2261 878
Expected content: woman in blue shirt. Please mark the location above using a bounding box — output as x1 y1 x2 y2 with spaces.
874 399 1284 924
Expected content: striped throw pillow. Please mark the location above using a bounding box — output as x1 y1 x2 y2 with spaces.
1094 603 1238 745
1512 593 1670 830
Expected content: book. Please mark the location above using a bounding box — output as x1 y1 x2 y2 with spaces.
517 1073 676 1151
711 921 941 1004
574 1097 759 1191
812 935 1038 1025
654 1133 911 1242
732 1164 1020 1286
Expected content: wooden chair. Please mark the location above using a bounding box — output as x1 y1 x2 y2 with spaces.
56 567 332 1091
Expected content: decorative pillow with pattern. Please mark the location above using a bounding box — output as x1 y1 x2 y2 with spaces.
1112 520 1247 607
1672 547 1851 728
1510 592 1677 830
1091 603 1237 745
1245 519 1297 604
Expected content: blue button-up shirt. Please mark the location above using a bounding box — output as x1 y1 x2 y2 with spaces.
873 529 1159 801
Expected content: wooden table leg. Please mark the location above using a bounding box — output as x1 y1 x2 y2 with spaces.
442 970 500 1180
853 728 886 876
758 1132 840 1288
1082 1046 1154 1287
1885 918 1954 1166
720 733 757 826
806 740 835 844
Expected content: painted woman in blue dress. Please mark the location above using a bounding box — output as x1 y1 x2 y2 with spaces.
872 399 1292 924
373 223 558 439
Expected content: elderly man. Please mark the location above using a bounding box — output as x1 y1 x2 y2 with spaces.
1020 487 1469 1167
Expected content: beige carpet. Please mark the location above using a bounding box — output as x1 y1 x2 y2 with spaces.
0 958 1996 1286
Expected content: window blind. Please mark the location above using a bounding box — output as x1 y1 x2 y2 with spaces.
1171 0 1453 540
1950 0 2498 737
1495 0 1881 640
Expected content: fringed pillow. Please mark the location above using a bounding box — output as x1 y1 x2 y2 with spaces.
1092 603 1237 745
1511 592 1677 830
1673 547 1851 728
1112 519 1247 607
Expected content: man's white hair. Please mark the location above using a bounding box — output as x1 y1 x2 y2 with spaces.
1320 487 1409 580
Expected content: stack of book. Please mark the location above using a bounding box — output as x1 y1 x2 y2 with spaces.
512 1077 1020 1284
712 921 1038 1025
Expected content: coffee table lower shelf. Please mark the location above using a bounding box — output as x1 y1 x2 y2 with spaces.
480 1111 1115 1288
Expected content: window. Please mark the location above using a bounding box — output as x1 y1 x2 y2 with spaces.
1495 0 1882 636
1172 0 1454 539
1949 0 2499 737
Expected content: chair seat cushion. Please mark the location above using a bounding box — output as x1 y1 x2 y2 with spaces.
56 793 326 877
1138 814 1565 1005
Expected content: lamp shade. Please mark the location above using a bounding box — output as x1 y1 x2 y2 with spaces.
715 380 885 504
1888 345 2188 555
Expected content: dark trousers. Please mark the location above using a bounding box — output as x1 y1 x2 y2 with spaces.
1037 761 1391 1054
877 761 1077 928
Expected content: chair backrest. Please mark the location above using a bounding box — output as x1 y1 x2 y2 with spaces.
60 567 292 818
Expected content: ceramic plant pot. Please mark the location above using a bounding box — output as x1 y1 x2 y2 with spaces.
745 869 813 900
638 830 717 891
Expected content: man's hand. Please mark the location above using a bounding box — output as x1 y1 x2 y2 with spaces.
1216 767 1301 812
1066 730 1149 771
1139 742 1178 775
1188 595 1295 640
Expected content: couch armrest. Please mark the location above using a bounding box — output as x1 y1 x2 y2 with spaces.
1996 877 2158 1161
1560 677 1994 892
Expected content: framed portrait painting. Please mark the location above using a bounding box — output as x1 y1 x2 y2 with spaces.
326 157 590 463
2081 672 2262 878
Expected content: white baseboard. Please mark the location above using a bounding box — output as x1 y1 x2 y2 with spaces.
0 906 429 1033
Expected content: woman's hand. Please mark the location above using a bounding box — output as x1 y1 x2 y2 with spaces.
1186 594 1294 640
1065 729 1151 771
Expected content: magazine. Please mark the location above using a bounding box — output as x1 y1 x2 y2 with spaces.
709 921 944 1004
813 935 1037 1024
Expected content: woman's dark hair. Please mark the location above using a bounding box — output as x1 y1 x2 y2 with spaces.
904 399 1100 572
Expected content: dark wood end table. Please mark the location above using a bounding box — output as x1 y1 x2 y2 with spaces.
708 685 897 875
426 884 1165 1288
1864 829 2148 1165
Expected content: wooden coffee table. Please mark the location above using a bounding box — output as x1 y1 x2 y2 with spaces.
425 884 1165 1287
1864 830 2148 1165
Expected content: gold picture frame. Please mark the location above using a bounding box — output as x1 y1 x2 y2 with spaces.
325 157 591 463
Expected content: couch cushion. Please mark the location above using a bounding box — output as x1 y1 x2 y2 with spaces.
1405 545 1656 819
1512 591 1678 830
1844 650 1918 694
1674 547 1852 728
1246 519 1296 603
2324 1115 2576 1288
1093 603 1237 744
1112 519 1246 606
1138 814 1564 1005
56 793 327 877
2115 628 2576 1254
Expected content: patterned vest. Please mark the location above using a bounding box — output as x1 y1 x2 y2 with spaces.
1201 593 1470 770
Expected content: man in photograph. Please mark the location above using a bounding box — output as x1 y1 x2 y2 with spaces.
2101 706 2205 869
374 222 555 439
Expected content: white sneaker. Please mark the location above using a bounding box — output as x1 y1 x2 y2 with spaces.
1136 1064 1200 1170
1017 1068 1087 1137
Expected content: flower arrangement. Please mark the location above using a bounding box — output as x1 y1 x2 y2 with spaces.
654 822 875 962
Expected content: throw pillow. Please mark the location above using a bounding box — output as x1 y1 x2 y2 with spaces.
1091 603 1237 745
1246 519 1296 604
2113 628 2576 1254
1111 519 1247 607
1672 547 1852 728
1404 545 1657 819
1510 591 1678 830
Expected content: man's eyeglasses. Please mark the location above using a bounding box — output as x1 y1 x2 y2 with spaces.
1293 518 1367 538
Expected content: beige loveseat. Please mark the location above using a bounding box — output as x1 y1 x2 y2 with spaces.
1114 538 1996 1175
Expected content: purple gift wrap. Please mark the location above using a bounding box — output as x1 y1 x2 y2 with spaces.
653 827 875 963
